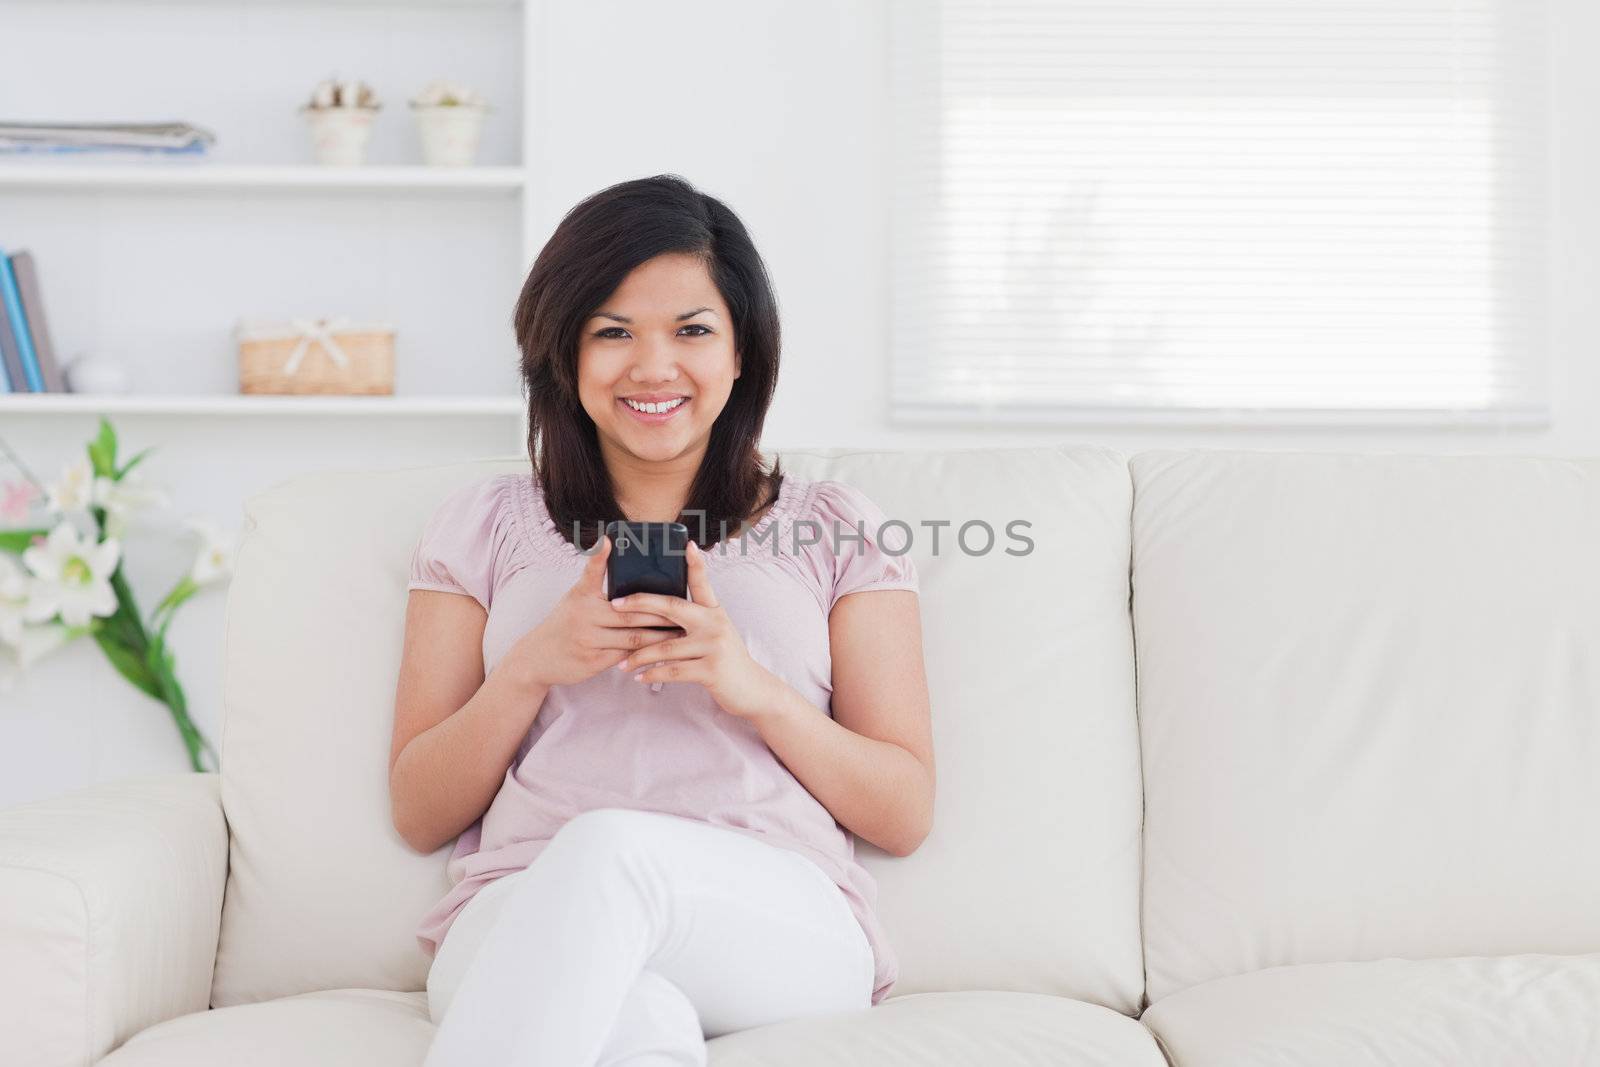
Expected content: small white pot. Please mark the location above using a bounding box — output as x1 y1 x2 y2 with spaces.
63 354 131 395
301 106 379 166
412 104 489 166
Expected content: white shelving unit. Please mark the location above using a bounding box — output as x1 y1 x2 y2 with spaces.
0 393 525 416
3 0 545 451
0 163 530 194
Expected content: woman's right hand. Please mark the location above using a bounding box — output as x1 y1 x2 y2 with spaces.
511 535 681 688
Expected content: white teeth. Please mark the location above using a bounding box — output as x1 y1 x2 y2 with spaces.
624 397 687 415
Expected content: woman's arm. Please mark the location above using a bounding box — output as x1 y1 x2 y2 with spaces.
748 588 935 857
389 590 549 854
391 544 677 854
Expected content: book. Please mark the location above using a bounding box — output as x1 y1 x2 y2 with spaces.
0 248 44 392
11 252 64 392
0 281 21 392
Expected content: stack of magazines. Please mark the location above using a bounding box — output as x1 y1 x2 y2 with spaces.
0 121 216 156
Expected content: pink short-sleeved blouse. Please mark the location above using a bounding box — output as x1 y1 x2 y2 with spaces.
406 467 919 1006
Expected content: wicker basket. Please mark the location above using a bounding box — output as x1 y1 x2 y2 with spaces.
235 317 396 395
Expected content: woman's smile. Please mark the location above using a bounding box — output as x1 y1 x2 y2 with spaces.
617 393 692 425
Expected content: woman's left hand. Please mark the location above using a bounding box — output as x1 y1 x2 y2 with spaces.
611 540 778 721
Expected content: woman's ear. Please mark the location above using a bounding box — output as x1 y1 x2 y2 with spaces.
733 350 742 379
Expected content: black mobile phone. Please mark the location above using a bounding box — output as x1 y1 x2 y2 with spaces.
605 520 689 630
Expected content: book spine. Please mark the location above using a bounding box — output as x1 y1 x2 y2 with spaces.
0 273 15 392
0 249 43 392
0 260 22 393
11 251 64 392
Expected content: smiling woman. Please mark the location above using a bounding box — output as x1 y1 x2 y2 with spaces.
393 174 932 1067
516 177 783 552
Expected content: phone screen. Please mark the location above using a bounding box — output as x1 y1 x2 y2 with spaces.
605 520 689 630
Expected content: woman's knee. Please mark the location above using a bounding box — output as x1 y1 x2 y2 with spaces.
596 969 706 1067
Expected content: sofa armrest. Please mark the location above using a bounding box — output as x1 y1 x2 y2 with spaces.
0 773 228 1067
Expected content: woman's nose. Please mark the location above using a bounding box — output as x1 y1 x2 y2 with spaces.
629 341 680 383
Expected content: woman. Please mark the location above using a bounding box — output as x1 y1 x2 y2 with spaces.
391 174 934 1066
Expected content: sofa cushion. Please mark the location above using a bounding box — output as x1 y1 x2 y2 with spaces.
710 990 1168 1066
1130 450 1600 1002
1140 953 1600 1065
94 988 1166 1067
212 457 528 1008
213 447 1145 1015
774 449 1143 1012
96 988 433 1066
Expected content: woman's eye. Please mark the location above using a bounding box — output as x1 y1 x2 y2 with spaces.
593 325 711 339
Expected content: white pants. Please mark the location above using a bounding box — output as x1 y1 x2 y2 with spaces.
423 807 876 1067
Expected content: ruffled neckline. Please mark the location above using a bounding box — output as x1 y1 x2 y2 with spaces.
510 469 814 563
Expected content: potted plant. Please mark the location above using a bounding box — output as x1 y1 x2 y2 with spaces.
410 79 492 166
300 76 381 166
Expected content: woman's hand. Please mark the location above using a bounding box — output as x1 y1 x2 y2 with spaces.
511 534 680 688
611 540 779 720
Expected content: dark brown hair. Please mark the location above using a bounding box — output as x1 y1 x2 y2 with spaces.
513 174 784 551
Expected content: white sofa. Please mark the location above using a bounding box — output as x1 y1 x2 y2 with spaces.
2 446 1597 1066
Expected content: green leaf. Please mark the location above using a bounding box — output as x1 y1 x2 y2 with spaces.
87 418 118 479
144 634 176 700
115 445 157 481
0 529 49 554
94 630 163 702
150 575 198 625
108 568 148 639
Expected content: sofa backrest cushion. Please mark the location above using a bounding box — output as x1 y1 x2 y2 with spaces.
1130 449 1600 1003
212 457 527 1007
212 447 1146 1015
777 448 1143 1014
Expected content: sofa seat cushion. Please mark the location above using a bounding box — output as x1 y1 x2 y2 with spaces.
1141 952 1600 1066
94 988 1166 1066
96 988 433 1066
708 991 1167 1066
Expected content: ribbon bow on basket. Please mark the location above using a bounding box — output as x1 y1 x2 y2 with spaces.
280 316 355 376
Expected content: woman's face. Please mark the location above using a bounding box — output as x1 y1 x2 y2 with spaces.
577 252 740 469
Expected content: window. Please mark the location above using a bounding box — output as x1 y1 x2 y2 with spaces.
887 0 1550 424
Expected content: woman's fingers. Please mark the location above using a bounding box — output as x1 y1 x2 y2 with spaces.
620 637 707 671
609 591 696 626
685 540 720 608
580 535 610 596
596 609 679 629
593 626 681 652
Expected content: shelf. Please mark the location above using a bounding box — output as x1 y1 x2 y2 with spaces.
0 163 528 194
0 394 525 416
40 0 521 6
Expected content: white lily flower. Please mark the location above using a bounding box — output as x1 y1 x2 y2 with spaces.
93 472 170 540
44 458 96 515
21 521 121 628
183 516 237 587
0 620 73 693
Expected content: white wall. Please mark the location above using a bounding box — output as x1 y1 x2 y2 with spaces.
2 0 1595 806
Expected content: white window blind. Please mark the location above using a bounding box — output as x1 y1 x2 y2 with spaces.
887 0 1550 423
